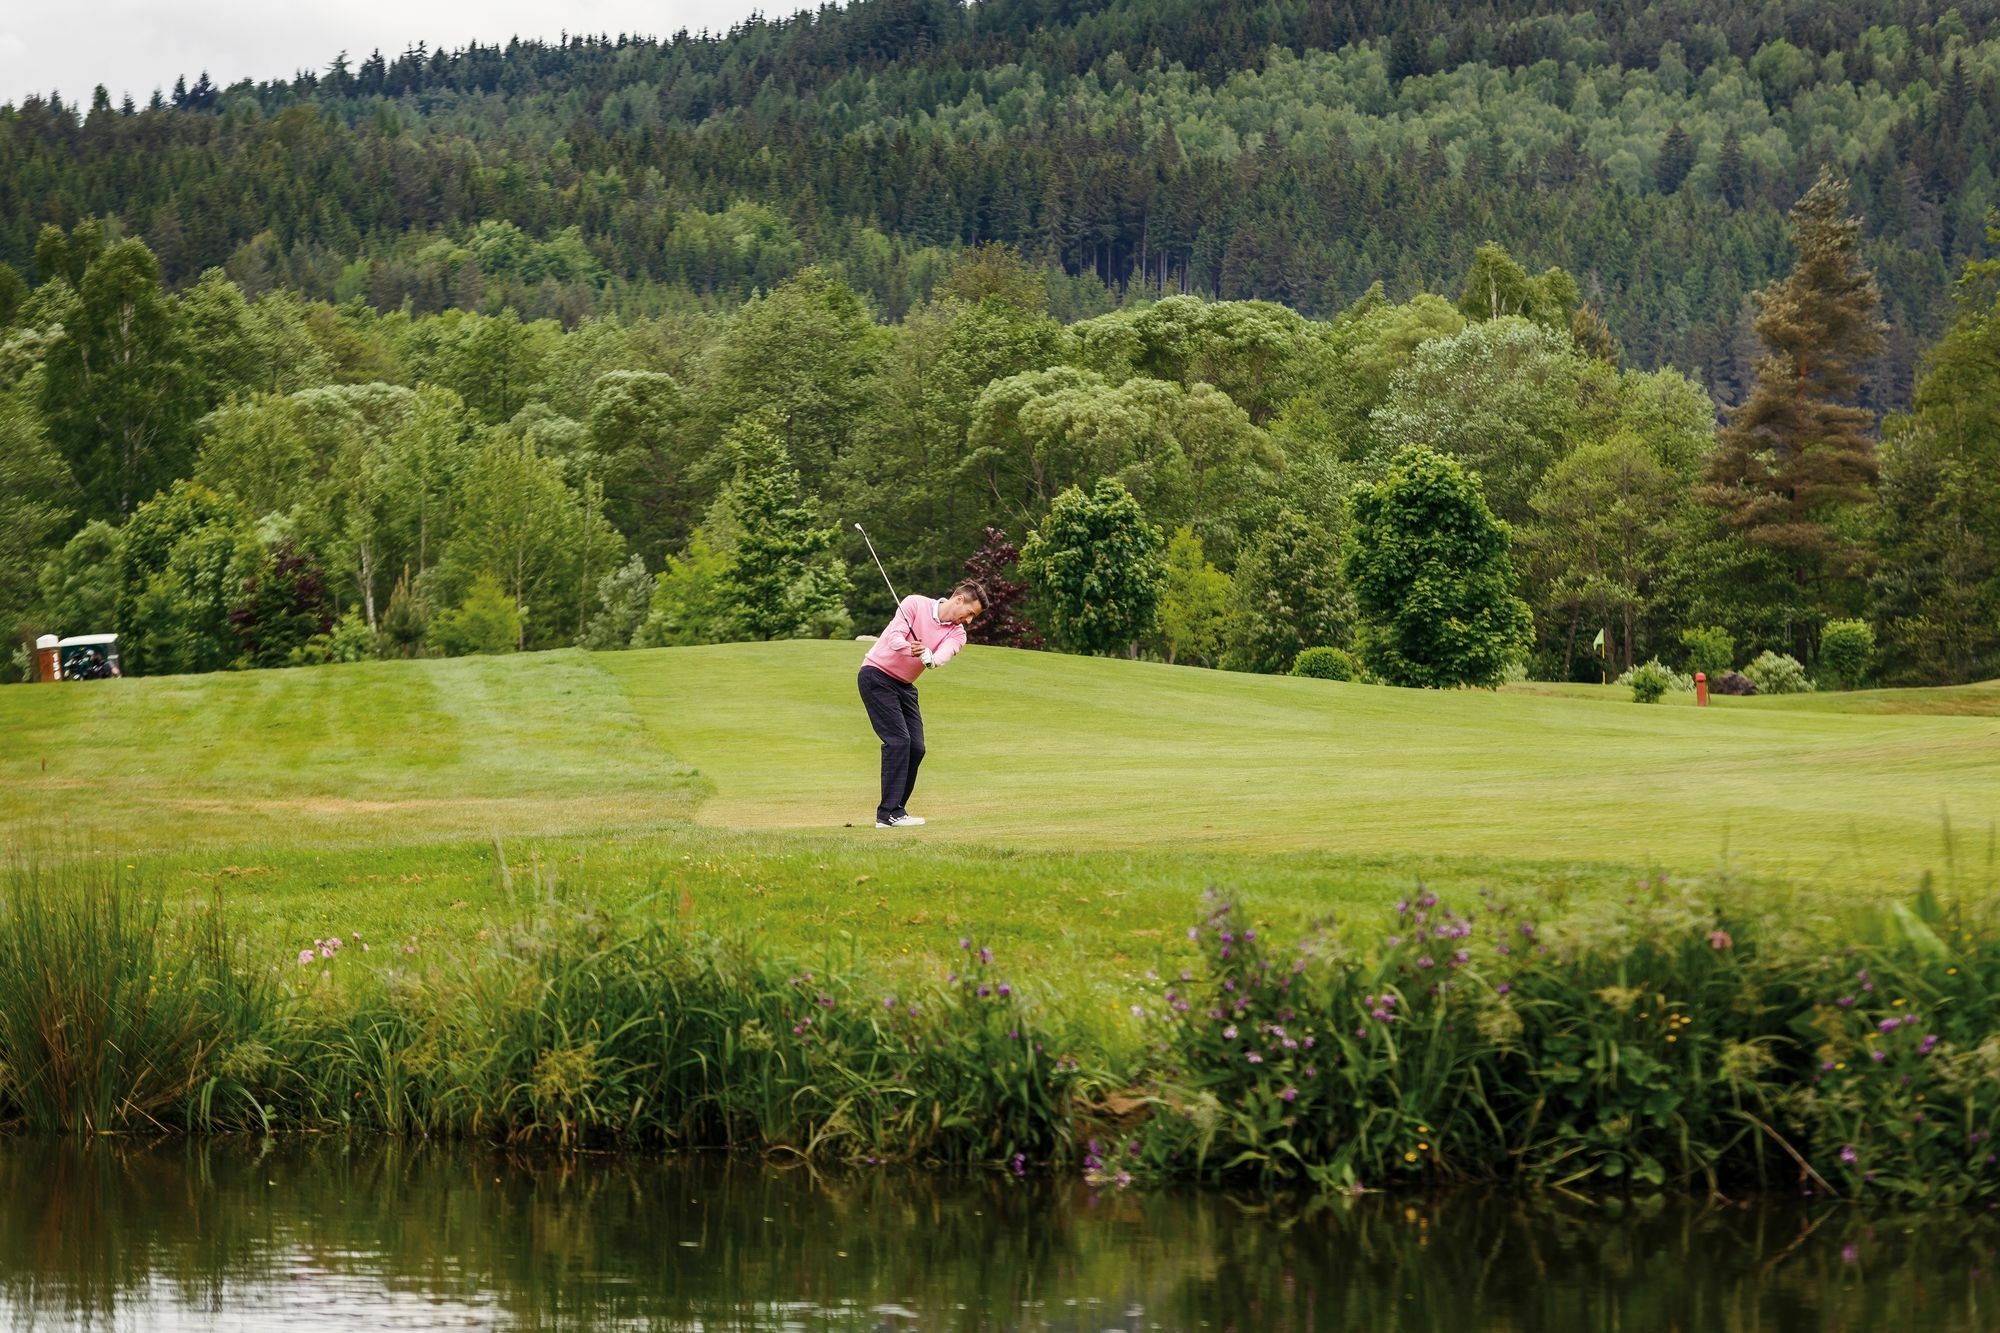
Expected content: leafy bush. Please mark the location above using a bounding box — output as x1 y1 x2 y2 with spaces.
1622 659 1682 703
1742 650 1814 694
1679 626 1735 679
1816 619 1875 690
431 574 522 656
1289 647 1359 681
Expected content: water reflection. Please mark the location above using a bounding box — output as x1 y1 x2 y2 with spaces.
0 1141 1992 1331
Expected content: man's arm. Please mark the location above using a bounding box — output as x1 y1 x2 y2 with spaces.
923 627 967 669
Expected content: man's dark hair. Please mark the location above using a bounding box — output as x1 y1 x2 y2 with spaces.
951 579 990 609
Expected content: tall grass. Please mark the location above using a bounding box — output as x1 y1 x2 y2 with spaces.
250 862 1113 1165
2 855 1996 1202
0 859 271 1132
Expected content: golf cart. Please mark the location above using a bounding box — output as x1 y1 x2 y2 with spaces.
35 633 122 681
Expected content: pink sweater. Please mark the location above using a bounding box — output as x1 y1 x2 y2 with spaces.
862 595 967 684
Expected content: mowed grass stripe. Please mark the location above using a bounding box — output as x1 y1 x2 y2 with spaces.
1 652 702 855
598 642 2000 889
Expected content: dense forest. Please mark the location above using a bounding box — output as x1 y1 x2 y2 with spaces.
3 0 1998 403
2 1 1998 690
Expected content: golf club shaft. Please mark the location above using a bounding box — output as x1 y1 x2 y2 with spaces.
853 523 900 603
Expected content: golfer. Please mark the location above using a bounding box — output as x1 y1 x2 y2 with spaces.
858 581 987 828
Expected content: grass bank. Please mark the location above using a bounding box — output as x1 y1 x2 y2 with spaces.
1 857 1994 1204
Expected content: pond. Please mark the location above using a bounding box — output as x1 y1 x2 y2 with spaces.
0 1141 1991 1331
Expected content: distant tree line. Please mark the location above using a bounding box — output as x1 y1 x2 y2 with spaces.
6 164 1997 691
1 0 1996 410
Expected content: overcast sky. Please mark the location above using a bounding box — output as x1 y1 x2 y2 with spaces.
2 2 793 106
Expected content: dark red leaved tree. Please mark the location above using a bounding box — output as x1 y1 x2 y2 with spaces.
963 526 1041 649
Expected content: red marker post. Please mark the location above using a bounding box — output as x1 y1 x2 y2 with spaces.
1694 671 1708 707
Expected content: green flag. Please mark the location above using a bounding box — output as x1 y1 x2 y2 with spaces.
1591 628 1606 650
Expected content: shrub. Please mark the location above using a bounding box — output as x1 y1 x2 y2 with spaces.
1290 647 1360 681
377 573 429 658
1621 659 1683 703
1679 626 1735 679
1742 650 1814 694
1816 619 1875 690
431 574 522 656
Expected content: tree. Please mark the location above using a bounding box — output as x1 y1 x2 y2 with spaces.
1523 436 1682 678
433 433 624 650
1344 447 1532 688
1455 243 1580 329
962 526 1040 649
1869 237 2000 684
1716 128 1748 207
694 268 881 497
115 481 261 676
178 269 261 406
1222 510 1349 673
1020 478 1165 657
1156 526 1232 666
37 521 123 637
1701 169 1885 655
579 553 653 650
431 574 522 655
0 370 71 656
714 419 849 640
1371 318 1588 522
1655 123 1695 194
229 542 335 668
585 370 690 560
637 529 735 647
40 240 198 519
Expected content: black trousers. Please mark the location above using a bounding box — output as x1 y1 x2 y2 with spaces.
858 664 925 820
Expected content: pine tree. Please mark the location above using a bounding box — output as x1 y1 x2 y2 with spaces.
1655 123 1696 194
1701 169 1886 650
1716 128 1747 207
716 419 849 640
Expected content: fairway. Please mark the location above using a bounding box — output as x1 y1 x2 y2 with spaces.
602 641 2000 888
3 645 1997 978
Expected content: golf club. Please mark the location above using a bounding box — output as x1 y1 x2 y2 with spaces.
852 522 900 603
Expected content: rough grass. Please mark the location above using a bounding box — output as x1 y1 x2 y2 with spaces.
2 643 1996 995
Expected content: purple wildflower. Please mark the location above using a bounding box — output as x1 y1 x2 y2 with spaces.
1280 1086 1299 1102
1840 1145 1858 1164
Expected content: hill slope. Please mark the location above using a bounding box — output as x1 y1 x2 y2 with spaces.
4 0 1996 401
5 643 1994 894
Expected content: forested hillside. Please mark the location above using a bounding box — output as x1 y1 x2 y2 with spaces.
3 0 1997 404
4 2 2000 696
